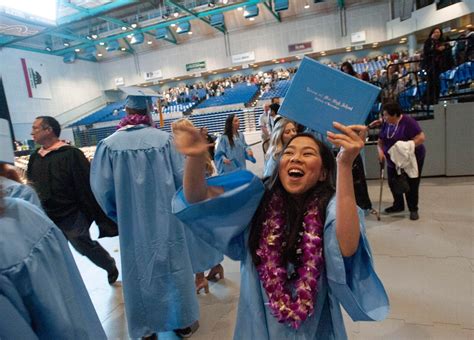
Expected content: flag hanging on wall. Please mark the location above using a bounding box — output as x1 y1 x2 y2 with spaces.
21 58 52 99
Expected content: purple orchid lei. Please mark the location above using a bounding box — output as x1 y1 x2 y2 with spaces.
256 191 324 329
117 114 155 129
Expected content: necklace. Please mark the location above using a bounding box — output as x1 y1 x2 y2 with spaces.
256 191 324 329
386 115 402 139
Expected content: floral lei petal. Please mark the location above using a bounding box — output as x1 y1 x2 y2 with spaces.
256 191 324 329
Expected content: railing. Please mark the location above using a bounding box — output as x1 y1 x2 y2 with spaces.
56 95 107 127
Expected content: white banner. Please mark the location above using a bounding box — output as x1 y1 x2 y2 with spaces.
114 77 125 86
232 51 255 64
21 58 52 99
144 70 163 81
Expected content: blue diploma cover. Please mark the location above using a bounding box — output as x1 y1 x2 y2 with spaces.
279 57 381 134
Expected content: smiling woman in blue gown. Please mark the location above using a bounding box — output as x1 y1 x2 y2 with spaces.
172 122 389 339
214 114 255 174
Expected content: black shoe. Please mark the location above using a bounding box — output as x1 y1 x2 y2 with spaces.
174 321 199 338
108 266 119 285
409 211 419 220
384 206 404 214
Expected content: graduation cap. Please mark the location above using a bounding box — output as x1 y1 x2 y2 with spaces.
119 86 161 111
0 119 14 164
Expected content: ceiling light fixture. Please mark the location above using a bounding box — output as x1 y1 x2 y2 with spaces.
97 53 103 57
75 48 81 52
63 41 70 47
188 31 193 35
120 47 126 51
121 26 128 31
99 42 105 46
147 41 152 45
91 34 98 39
304 2 310 9
171 23 176 27
45 46 52 52
249 17 255 21
131 23 138 28
237 7 243 10
173 12 179 17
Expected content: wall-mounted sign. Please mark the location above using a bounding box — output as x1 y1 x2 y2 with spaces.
288 42 312 53
351 31 366 44
21 58 52 99
354 44 364 50
231 51 255 64
186 61 206 72
115 77 125 86
144 69 163 81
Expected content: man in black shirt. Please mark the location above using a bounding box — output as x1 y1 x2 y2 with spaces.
27 116 119 284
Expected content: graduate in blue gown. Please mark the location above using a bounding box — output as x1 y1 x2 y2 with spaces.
214 114 255 174
171 118 224 294
90 95 200 338
263 118 297 178
0 196 106 339
172 122 389 339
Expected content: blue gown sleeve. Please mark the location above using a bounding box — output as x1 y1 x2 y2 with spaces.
172 170 265 261
4 183 42 208
0 294 38 340
90 141 118 223
324 198 390 321
214 135 230 174
169 139 185 189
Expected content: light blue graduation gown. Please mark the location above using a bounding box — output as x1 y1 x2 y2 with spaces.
0 197 106 339
263 155 278 178
90 125 201 337
173 170 389 339
0 176 41 208
214 132 252 174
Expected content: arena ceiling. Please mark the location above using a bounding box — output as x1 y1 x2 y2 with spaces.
0 0 381 62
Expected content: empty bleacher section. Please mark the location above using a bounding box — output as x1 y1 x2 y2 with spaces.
195 83 259 109
260 79 292 100
70 101 126 127
72 107 263 147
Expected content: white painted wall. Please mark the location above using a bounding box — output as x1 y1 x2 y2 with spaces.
386 0 474 39
0 48 102 141
98 1 390 89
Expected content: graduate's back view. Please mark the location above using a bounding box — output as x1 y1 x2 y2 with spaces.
90 92 200 339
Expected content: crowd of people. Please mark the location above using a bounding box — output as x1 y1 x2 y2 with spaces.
1 38 443 338
158 67 297 108
1 85 399 338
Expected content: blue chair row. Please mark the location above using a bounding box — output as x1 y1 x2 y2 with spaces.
439 61 472 95
260 79 292 100
196 84 259 109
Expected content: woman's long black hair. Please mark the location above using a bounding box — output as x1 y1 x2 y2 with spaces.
248 133 336 267
223 114 236 148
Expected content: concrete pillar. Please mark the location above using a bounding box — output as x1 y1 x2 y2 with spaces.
408 33 417 57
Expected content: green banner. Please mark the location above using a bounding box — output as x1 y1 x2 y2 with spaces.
186 61 206 72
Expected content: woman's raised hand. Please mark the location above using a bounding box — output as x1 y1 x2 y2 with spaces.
173 125 214 157
326 122 366 165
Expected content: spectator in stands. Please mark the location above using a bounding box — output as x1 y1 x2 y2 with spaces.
90 96 200 339
340 65 375 214
263 118 297 178
423 27 449 105
377 102 426 221
341 61 360 78
27 116 119 284
0 128 106 339
172 123 389 339
214 114 254 174
259 103 271 142
171 118 224 295
271 96 281 105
